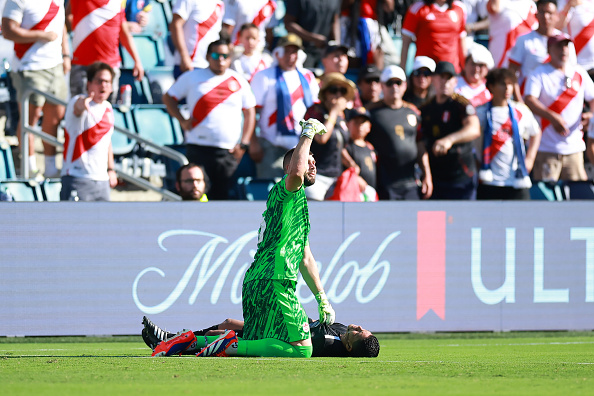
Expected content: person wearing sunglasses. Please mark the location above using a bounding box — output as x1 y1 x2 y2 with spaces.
418 61 481 200
163 39 256 200
403 56 436 109
303 72 359 201
366 65 430 200
357 65 383 107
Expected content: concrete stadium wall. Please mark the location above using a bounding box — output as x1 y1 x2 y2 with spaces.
1 201 593 336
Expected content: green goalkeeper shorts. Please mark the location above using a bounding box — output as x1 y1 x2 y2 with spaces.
242 279 310 343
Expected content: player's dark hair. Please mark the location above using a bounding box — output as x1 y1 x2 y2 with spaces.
485 68 517 90
283 148 314 173
176 163 210 193
86 62 115 83
536 0 557 9
350 335 380 358
239 22 259 34
206 38 231 57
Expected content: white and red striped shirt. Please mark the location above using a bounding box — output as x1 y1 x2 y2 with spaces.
70 0 124 67
476 101 540 186
223 0 276 47
455 76 492 108
251 66 320 149
488 0 537 68
2 0 64 71
62 95 114 180
524 63 594 154
230 50 272 82
167 68 255 149
564 1 594 71
172 0 224 69
508 29 577 92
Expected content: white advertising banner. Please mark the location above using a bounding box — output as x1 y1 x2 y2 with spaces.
0 201 593 336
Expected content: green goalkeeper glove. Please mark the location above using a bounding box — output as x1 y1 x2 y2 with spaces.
299 118 327 140
315 291 335 325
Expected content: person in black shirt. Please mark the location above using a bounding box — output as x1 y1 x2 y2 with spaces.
419 61 481 200
366 65 430 200
142 316 380 358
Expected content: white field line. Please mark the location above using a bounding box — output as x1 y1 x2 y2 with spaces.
441 341 594 347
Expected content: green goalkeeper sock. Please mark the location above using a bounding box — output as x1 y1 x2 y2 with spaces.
236 338 312 358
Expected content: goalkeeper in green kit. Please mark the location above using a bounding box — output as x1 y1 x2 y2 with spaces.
151 118 336 358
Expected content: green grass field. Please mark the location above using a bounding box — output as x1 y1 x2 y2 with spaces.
1 332 593 395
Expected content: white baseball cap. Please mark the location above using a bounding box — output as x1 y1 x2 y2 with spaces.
467 43 494 69
380 65 407 83
412 56 436 72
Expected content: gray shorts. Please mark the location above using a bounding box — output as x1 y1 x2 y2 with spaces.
60 175 110 201
70 64 121 103
12 64 67 107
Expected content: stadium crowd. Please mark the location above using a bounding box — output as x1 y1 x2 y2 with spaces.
0 0 593 201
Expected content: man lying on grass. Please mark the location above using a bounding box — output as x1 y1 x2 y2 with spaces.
142 316 380 358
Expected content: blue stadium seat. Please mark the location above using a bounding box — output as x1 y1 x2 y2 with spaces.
529 181 565 201
0 180 42 201
237 177 276 201
563 181 594 200
145 66 175 104
392 36 416 75
132 105 184 151
0 140 16 180
158 144 186 193
120 35 166 70
118 69 154 105
40 179 62 201
139 0 172 39
112 106 137 156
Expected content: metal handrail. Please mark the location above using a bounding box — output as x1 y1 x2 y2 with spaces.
20 88 188 201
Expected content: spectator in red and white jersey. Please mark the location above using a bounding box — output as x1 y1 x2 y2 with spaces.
67 0 144 102
486 0 537 68
556 0 594 79
60 62 118 201
455 43 494 108
401 0 468 74
249 34 320 179
163 39 256 200
508 0 576 97
524 33 594 182
222 0 276 50
170 0 224 79
230 23 272 83
2 0 69 178
476 68 541 200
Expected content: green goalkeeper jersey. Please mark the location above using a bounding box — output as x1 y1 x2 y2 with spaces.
243 176 310 282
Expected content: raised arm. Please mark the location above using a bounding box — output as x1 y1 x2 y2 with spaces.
285 119 327 192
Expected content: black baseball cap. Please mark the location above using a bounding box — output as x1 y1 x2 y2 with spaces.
346 107 371 122
323 41 349 57
433 61 457 77
358 65 381 82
